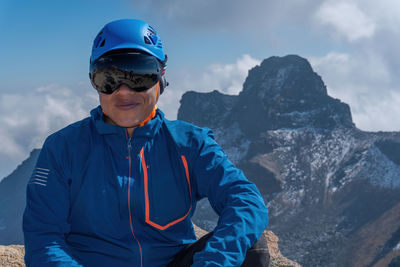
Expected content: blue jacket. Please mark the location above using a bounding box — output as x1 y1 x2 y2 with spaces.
23 106 268 267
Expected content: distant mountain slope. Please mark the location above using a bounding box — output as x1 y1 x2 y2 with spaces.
181 55 400 267
0 149 40 245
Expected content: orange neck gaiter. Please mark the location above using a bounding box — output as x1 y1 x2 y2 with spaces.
137 105 157 127
137 81 159 127
101 105 157 128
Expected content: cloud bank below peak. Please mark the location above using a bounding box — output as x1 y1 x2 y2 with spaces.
0 84 98 179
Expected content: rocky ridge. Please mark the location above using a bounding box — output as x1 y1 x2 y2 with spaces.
0 149 40 245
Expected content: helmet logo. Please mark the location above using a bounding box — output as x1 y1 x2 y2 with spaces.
146 26 158 45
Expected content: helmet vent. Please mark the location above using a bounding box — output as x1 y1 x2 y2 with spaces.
94 31 103 48
144 36 151 44
99 39 105 47
146 27 158 45
156 40 163 49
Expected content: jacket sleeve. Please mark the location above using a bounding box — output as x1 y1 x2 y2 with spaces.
23 135 82 267
191 128 269 267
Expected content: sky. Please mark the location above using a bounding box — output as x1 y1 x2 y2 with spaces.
1 0 400 179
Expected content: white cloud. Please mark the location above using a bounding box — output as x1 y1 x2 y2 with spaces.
200 54 261 95
309 52 400 132
309 51 391 89
310 1 400 131
315 1 376 42
352 90 400 132
0 84 97 179
137 0 322 40
0 131 24 159
358 0 400 33
157 54 260 119
309 52 351 77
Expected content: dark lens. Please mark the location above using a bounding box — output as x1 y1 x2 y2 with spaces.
90 52 162 94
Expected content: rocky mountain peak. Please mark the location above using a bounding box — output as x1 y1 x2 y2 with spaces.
235 55 354 133
242 55 327 98
180 55 400 266
179 55 355 138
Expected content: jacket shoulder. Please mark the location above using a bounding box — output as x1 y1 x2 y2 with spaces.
41 116 95 159
163 119 214 146
46 117 93 142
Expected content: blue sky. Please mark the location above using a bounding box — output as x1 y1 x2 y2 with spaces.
0 0 346 90
1 0 400 179
0 1 141 90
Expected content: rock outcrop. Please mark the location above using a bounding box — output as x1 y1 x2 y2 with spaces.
0 245 25 267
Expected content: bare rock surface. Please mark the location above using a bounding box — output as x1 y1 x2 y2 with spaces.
0 245 25 267
194 225 301 267
264 231 301 267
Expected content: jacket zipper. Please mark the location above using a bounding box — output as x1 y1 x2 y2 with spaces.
126 130 143 267
127 136 132 151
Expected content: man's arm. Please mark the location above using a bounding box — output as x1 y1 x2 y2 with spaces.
23 135 82 267
191 128 269 266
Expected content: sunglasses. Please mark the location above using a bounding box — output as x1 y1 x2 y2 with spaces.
89 52 164 94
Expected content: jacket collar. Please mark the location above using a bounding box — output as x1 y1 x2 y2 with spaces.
90 105 164 138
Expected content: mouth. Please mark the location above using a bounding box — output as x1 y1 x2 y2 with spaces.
115 102 140 110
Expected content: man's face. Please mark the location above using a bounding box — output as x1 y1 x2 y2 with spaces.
99 83 159 128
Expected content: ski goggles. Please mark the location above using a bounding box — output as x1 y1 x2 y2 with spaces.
89 52 164 94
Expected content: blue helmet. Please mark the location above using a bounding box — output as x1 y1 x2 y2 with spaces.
90 19 166 63
90 19 168 94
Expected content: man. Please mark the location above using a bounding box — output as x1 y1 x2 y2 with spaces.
23 19 269 266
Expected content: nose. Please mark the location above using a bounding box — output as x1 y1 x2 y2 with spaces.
115 84 132 94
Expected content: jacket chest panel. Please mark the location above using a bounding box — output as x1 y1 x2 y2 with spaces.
68 144 137 238
68 134 193 237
